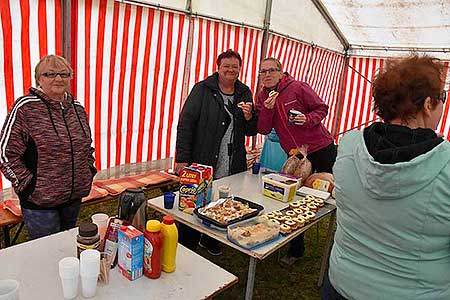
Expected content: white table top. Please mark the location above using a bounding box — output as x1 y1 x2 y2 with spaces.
0 229 237 300
148 171 335 260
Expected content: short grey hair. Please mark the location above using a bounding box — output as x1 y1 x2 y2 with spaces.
35 55 73 86
261 57 283 71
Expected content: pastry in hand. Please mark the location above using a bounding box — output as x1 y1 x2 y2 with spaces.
269 90 279 98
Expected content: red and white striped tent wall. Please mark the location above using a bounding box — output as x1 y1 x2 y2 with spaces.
70 0 189 170
0 0 62 189
335 58 450 142
0 0 449 189
335 56 385 141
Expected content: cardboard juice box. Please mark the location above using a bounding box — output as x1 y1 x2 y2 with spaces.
117 225 144 281
179 163 213 214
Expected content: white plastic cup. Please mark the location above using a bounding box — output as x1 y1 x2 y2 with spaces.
91 213 109 241
218 185 230 199
59 257 80 300
81 275 98 298
60 277 79 300
80 249 100 277
0 279 19 300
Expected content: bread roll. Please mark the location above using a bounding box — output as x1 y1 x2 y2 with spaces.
304 172 334 192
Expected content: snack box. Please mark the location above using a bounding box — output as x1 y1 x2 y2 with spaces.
179 164 213 214
262 173 300 202
117 225 144 281
227 216 280 250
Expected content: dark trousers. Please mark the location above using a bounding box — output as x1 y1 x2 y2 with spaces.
321 272 348 300
21 199 81 240
178 223 218 250
289 142 337 257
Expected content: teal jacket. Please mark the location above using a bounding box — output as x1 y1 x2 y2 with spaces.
329 130 450 300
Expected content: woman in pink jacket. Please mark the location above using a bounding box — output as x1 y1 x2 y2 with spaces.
256 57 337 265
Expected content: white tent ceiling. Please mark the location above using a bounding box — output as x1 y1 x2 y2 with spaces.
124 0 450 59
322 0 450 59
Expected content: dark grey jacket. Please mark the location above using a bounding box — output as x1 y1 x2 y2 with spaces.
176 72 257 175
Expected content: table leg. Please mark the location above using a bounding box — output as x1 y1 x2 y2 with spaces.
245 257 257 300
11 222 24 245
317 211 336 287
3 225 11 248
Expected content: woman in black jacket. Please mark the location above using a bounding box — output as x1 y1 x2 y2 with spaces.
175 49 257 254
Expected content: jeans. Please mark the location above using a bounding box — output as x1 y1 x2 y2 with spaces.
178 223 218 250
321 272 348 300
22 200 81 240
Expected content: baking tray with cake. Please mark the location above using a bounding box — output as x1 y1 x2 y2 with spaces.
261 194 327 235
193 196 264 229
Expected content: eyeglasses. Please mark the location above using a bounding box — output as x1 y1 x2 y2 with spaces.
259 68 280 75
41 72 72 79
437 90 447 104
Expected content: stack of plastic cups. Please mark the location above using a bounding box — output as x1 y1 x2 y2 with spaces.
58 257 80 300
80 249 100 298
91 213 109 242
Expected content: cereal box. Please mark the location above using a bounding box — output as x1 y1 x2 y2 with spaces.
179 163 213 214
118 225 144 281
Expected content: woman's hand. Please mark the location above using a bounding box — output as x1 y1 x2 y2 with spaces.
238 102 253 121
291 113 307 126
263 93 278 110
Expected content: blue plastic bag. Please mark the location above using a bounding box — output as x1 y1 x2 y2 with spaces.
260 129 287 172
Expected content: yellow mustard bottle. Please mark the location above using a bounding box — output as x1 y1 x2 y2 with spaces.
161 215 178 273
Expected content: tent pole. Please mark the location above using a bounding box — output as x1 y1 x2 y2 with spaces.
260 0 273 60
180 0 194 108
332 51 349 138
311 0 349 50
252 0 273 150
62 0 71 62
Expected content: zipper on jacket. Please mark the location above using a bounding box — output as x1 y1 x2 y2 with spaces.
61 102 75 200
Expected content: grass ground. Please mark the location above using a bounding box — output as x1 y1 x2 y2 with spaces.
8 189 330 300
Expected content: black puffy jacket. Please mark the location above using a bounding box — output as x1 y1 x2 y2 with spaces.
176 72 257 175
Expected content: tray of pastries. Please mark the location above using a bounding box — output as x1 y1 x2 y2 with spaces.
261 194 325 235
227 216 280 250
194 196 264 228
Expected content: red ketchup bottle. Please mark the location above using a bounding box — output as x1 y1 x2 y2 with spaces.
143 220 163 279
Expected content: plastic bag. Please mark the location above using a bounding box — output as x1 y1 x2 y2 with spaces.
281 146 312 183
260 130 287 172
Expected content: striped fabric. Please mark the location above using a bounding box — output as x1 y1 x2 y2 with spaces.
436 61 450 138
266 34 344 133
70 0 189 170
188 17 264 146
266 34 313 82
0 0 448 190
0 0 62 189
305 47 345 132
336 58 450 142
335 56 385 141
93 170 177 196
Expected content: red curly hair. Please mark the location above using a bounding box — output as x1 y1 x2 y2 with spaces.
372 55 444 123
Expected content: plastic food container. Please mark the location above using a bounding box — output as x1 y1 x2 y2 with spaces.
262 173 300 202
227 216 280 250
